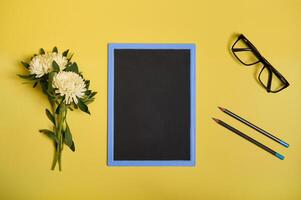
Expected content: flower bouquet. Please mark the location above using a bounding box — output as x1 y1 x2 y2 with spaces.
18 47 97 171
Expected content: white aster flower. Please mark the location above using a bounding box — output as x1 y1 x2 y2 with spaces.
29 52 68 78
52 52 68 70
52 71 86 104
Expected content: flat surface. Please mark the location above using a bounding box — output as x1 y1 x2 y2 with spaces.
112 48 191 162
0 0 301 199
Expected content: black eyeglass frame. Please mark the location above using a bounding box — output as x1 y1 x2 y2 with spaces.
231 34 289 93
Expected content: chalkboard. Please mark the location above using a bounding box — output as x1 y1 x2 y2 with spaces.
108 44 196 166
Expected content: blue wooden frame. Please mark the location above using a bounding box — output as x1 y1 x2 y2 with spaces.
108 44 196 166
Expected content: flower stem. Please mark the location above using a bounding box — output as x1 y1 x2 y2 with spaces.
58 108 65 171
49 100 58 170
51 143 60 170
50 101 67 171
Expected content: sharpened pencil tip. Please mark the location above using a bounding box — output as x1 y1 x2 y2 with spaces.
280 141 289 148
218 106 226 112
212 118 220 123
275 153 285 160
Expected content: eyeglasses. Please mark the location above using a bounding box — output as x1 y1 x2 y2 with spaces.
231 34 289 93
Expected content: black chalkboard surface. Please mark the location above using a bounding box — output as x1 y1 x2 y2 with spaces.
108 44 196 166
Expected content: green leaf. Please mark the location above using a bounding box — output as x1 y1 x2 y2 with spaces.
33 82 38 88
39 129 58 143
55 101 66 114
40 48 45 55
52 61 60 72
83 91 97 105
67 54 73 62
83 98 95 105
85 90 92 96
47 72 56 94
77 99 90 114
17 74 36 80
46 109 55 125
89 91 97 98
64 123 75 151
64 62 78 73
55 101 62 114
48 71 56 80
40 80 48 95
62 49 69 57
73 103 78 109
21 61 30 69
52 46 58 53
47 95 55 104
85 80 90 89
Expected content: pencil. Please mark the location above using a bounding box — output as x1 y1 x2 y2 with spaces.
212 118 285 160
218 107 289 148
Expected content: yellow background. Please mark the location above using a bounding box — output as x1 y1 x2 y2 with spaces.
0 0 300 199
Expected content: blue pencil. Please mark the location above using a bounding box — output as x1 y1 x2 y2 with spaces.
212 118 285 160
218 107 289 148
